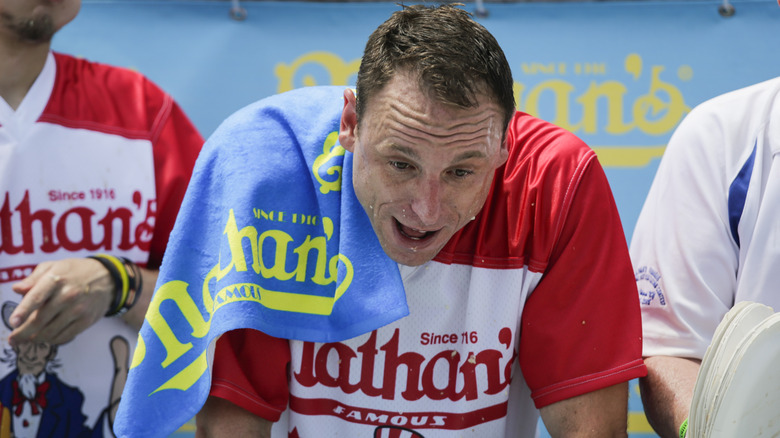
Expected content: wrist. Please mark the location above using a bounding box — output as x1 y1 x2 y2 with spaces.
679 417 688 438
88 254 143 317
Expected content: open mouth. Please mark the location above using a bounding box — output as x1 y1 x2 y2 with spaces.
396 219 436 241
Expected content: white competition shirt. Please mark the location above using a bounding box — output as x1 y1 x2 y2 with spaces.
631 77 780 359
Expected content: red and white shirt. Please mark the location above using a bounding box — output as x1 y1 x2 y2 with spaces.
211 111 645 437
0 52 202 432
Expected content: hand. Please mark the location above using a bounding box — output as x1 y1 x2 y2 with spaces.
8 258 115 346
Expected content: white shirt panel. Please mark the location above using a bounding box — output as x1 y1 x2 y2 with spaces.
273 261 543 437
0 57 155 428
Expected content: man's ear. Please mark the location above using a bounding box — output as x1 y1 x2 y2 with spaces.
498 129 510 166
339 88 358 153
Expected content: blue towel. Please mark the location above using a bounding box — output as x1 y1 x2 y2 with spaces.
114 86 409 437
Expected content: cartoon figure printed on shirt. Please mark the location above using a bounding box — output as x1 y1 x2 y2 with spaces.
0 301 130 438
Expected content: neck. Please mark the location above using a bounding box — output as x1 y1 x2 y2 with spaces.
0 36 51 110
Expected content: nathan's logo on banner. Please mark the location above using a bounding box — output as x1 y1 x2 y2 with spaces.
275 51 361 95
514 54 690 137
275 52 692 167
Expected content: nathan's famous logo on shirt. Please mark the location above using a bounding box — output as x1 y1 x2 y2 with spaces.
291 327 517 429
0 189 155 282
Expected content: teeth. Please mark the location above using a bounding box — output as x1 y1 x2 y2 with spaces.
396 218 432 240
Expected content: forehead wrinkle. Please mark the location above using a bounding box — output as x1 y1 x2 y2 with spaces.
386 144 488 164
388 125 494 152
385 113 499 151
387 99 499 139
387 117 493 143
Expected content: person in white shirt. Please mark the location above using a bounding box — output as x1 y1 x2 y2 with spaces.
631 75 780 438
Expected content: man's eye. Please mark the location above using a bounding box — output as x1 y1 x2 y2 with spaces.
453 169 473 178
390 161 411 170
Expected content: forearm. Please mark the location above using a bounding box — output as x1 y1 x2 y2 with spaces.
540 382 629 438
196 396 273 438
119 266 158 330
639 356 700 438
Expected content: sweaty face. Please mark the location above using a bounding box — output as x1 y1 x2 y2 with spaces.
340 71 508 266
0 0 80 43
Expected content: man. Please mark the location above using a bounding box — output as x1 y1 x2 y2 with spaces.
630 74 780 438
173 5 646 438
0 0 203 436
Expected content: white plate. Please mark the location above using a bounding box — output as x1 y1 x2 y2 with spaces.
706 313 780 437
688 302 774 437
689 301 752 436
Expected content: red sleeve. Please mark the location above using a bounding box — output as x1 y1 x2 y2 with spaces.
519 157 647 408
210 329 292 421
147 91 204 268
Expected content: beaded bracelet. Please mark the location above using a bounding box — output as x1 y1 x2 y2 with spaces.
88 254 142 316
120 256 143 315
88 255 127 316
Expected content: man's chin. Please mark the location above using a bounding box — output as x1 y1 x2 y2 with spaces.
9 15 55 43
384 246 439 267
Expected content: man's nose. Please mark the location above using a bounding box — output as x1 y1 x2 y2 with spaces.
410 175 442 226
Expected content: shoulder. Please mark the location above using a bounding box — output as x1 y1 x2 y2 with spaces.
504 111 596 183
206 86 345 151
41 52 172 139
219 86 345 129
0 371 16 387
678 77 780 138
697 77 780 114
663 77 780 175
196 86 347 186
52 52 164 96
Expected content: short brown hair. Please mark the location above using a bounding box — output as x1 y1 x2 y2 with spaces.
356 4 515 131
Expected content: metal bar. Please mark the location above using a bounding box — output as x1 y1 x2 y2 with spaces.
230 0 247 21
718 0 735 17
475 0 488 18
